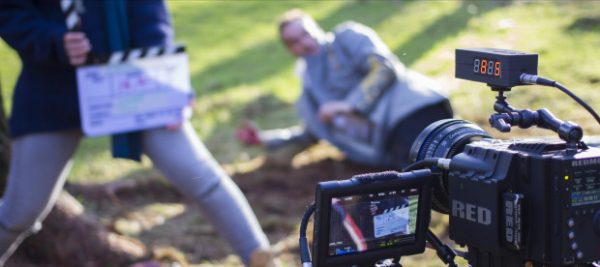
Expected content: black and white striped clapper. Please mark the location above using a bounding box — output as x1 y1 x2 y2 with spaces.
60 0 81 31
95 45 186 65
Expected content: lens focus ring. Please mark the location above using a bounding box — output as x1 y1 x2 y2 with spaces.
409 119 490 213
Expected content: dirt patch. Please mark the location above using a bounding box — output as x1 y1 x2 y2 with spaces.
234 158 383 251
63 154 384 266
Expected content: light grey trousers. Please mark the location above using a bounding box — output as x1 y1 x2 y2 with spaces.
0 122 269 265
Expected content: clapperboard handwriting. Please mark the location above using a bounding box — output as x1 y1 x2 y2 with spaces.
63 0 194 136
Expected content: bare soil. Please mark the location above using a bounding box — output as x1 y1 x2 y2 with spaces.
62 151 384 266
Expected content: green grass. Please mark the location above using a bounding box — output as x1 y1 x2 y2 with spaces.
1 1 599 177
1 1 600 265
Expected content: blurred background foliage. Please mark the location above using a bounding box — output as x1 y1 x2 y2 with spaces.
0 1 599 265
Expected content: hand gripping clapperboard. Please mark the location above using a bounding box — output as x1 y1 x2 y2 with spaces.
62 0 193 136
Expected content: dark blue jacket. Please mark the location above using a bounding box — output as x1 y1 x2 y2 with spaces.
0 0 173 138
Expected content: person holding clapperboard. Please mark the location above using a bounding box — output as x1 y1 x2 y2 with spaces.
0 0 277 266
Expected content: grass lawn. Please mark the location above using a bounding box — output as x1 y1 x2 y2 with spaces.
1 1 600 266
1 1 599 180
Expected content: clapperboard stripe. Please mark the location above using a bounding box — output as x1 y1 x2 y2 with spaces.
146 46 162 57
99 45 186 65
60 0 80 31
108 51 125 65
60 0 186 65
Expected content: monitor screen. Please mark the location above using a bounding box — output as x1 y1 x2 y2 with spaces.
328 188 420 256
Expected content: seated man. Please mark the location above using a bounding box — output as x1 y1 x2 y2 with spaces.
237 9 453 169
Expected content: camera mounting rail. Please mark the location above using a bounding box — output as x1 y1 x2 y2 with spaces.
454 48 600 152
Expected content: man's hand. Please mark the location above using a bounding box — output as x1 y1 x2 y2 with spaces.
64 32 91 66
318 101 353 123
236 121 262 146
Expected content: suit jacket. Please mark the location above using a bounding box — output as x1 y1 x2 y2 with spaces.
295 22 449 166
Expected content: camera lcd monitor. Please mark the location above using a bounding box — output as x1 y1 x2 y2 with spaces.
328 189 420 256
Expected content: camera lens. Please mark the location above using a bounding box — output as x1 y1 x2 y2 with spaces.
409 119 491 213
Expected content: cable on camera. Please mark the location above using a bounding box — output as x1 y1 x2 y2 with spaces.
520 73 600 126
299 203 315 267
402 157 450 172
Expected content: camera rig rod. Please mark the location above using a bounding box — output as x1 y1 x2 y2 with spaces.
426 229 459 267
489 90 583 151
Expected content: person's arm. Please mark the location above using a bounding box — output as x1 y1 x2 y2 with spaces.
337 23 397 115
236 122 317 149
0 0 70 66
349 55 396 114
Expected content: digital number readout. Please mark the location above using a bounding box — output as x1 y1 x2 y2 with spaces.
473 58 501 77
571 188 600 206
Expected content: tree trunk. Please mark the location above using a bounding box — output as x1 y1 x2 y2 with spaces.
0 78 149 266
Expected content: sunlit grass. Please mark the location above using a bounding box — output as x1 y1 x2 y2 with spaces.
1 1 600 265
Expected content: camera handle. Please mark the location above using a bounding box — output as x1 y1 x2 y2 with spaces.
489 89 583 152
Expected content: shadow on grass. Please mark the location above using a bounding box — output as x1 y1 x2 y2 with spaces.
193 1 404 98
393 1 505 67
567 16 600 32
191 39 290 97
317 1 412 32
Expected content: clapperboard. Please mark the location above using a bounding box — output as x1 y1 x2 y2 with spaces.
62 0 193 136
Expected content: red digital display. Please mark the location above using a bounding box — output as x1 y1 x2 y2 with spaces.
473 58 501 77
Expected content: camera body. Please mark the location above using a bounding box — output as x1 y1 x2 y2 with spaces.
304 48 600 266
447 138 600 266
310 120 600 267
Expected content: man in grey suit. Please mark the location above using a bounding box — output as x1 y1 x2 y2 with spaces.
237 9 453 169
